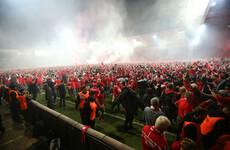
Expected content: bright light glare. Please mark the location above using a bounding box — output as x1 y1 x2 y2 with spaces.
185 0 209 32
193 36 200 45
198 24 206 33
211 2 216 6
61 28 77 48
87 56 98 64
152 35 157 39
35 51 48 57
62 29 74 40
133 39 143 47
133 39 137 43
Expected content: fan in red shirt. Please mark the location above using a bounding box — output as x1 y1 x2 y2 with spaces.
142 116 171 150
97 78 104 87
105 75 112 95
66 78 76 100
18 76 27 89
175 91 194 128
183 72 201 108
175 91 193 118
90 83 100 99
127 76 138 92
3 78 10 86
96 86 106 121
58 71 63 79
111 79 123 112
55 77 61 88
79 77 85 88
73 76 80 92
37 76 43 92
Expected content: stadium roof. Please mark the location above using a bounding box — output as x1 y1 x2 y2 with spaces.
203 0 230 28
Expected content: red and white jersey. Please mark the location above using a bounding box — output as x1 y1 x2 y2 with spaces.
142 126 168 150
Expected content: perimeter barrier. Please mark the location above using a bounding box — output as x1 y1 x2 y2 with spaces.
28 100 134 150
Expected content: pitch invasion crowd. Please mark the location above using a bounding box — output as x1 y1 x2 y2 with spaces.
0 60 230 150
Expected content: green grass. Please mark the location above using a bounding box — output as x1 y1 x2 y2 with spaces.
37 92 176 150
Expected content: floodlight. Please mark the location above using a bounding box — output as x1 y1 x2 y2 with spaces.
62 29 73 40
198 24 206 33
152 35 157 39
211 2 216 6
193 36 200 45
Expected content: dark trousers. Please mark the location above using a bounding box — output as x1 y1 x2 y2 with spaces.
111 103 120 111
11 103 20 121
176 115 184 129
164 105 177 122
52 89 57 104
32 91 38 100
139 90 146 101
79 109 84 124
21 109 29 122
87 119 95 129
0 115 5 132
47 100 54 109
0 96 2 105
125 113 134 130
59 95 66 106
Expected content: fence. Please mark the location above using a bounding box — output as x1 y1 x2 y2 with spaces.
29 100 135 150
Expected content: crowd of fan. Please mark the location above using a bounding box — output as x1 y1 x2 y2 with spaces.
0 60 230 150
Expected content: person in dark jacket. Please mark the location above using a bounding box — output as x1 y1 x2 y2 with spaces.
57 80 66 107
161 83 177 122
137 76 148 101
142 88 155 107
43 83 54 109
62 73 68 84
112 87 145 131
216 76 230 92
9 84 20 122
82 91 97 129
30 77 39 100
47 78 57 106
